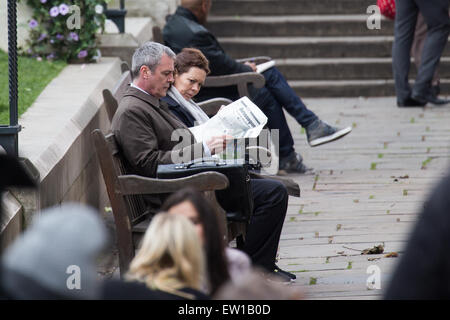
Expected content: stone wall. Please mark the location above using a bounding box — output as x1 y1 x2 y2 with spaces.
109 0 180 27
1 57 122 248
0 1 33 53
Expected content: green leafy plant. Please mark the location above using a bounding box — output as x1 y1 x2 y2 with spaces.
21 0 108 62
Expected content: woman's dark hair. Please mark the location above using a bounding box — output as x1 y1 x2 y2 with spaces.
175 48 211 75
161 188 230 295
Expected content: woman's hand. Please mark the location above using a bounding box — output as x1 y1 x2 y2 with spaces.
244 61 257 72
206 135 233 154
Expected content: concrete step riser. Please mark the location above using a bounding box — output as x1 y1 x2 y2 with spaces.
290 82 450 98
222 41 450 59
207 20 394 37
277 62 450 80
210 0 376 16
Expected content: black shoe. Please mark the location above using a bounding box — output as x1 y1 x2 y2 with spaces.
411 94 450 106
431 84 440 97
306 119 352 147
397 96 426 107
274 264 296 280
279 152 313 174
266 266 295 283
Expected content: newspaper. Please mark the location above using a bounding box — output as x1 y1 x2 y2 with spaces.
256 60 275 74
189 96 268 144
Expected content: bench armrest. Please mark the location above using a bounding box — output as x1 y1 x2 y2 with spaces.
249 172 300 197
118 171 229 195
204 72 265 97
197 97 233 117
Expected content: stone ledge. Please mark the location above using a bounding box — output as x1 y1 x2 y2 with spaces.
2 57 122 244
1 192 23 251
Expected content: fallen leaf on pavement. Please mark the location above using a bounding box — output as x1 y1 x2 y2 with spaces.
384 252 399 258
361 244 384 255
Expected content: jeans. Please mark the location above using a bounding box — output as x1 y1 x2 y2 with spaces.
251 67 318 158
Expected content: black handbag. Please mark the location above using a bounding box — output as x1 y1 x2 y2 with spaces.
156 158 254 222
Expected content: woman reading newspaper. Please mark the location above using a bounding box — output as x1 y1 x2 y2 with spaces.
162 48 277 171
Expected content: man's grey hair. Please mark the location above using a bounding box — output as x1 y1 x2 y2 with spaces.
131 41 176 78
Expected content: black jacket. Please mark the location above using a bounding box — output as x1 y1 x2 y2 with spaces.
163 6 253 101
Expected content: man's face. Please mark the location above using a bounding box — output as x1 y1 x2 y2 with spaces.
144 53 175 98
198 0 211 24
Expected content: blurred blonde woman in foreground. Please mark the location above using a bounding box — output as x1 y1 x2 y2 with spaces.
125 213 209 300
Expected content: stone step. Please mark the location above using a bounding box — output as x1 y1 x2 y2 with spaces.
210 0 377 16
207 15 394 37
275 58 450 80
219 36 450 59
288 79 450 97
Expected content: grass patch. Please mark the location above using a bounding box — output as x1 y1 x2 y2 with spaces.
309 277 317 285
369 195 375 199
378 153 384 159
421 157 433 169
347 261 353 270
403 189 408 196
0 50 66 125
370 162 377 170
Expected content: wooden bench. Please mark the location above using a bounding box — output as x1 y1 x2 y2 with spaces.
92 129 238 277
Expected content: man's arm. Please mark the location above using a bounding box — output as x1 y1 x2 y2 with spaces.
192 31 253 76
113 108 204 177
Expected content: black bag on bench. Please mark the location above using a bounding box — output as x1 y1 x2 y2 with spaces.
156 158 254 222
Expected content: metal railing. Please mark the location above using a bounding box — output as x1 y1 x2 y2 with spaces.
104 0 127 33
0 0 21 157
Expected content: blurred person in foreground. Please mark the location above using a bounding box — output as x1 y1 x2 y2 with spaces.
384 168 450 299
161 188 253 295
105 213 209 300
1 203 107 299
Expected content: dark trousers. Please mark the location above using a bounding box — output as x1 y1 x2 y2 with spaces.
241 178 288 271
393 0 450 101
252 67 318 159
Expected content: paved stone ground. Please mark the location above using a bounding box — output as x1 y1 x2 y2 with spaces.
97 96 450 299
276 96 450 300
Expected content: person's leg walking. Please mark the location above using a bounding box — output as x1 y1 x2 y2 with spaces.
393 0 419 104
412 0 450 100
411 13 441 92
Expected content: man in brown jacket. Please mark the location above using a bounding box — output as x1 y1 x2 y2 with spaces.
111 42 295 282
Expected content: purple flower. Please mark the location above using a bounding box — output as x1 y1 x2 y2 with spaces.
77 50 88 59
40 0 47 3
56 33 64 40
49 6 59 17
69 32 79 41
46 53 56 60
59 4 69 16
29 19 38 29
37 33 47 42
